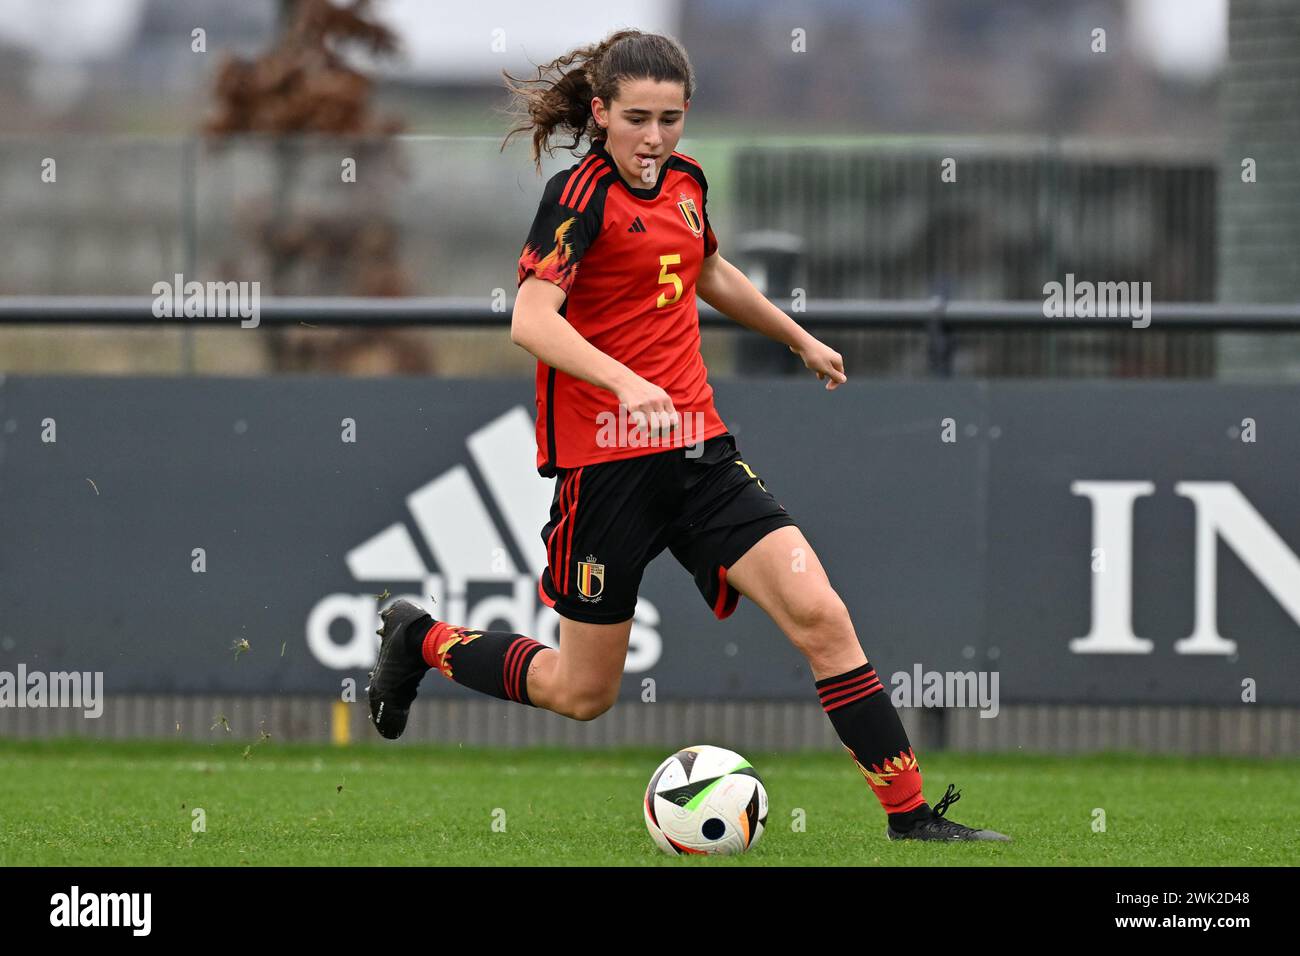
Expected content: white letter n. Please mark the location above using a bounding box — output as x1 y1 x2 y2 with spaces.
1174 482 1300 656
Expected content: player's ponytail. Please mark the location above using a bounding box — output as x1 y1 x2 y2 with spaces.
500 28 695 173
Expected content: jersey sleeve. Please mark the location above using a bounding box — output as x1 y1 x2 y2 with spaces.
517 170 603 294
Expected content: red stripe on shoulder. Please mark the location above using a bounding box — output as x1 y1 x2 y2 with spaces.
572 163 611 212
558 156 599 206
560 157 611 211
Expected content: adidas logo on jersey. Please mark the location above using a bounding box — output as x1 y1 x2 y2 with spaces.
304 406 662 673
627 216 648 233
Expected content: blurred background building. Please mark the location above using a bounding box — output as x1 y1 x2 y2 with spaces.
0 0 1295 379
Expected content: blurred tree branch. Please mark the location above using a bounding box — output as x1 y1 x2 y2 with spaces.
202 0 433 373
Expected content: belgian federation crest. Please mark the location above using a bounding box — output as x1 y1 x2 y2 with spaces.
677 193 704 237
577 556 605 600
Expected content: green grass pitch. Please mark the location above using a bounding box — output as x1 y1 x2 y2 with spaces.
1 739 1295 866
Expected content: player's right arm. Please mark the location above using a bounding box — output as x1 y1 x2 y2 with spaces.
512 277 679 437
513 168 678 436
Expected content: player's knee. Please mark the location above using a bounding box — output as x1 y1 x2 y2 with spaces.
566 698 614 722
787 588 852 636
558 686 618 722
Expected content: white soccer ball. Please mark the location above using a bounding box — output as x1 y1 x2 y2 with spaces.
643 745 768 856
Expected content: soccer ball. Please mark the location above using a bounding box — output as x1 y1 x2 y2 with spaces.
643 745 768 855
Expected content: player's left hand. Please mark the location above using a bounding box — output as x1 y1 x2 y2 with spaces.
790 338 847 390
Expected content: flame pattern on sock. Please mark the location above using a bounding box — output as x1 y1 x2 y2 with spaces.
844 745 926 813
422 622 484 681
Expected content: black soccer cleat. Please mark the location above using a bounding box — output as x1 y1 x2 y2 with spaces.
886 784 1012 842
366 599 432 740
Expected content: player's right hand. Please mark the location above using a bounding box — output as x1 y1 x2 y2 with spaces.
616 376 680 443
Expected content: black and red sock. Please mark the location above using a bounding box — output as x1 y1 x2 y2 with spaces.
815 661 932 829
406 616 549 706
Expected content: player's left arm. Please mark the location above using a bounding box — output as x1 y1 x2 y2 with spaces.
695 251 847 390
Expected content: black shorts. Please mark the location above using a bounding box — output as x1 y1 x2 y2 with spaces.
537 431 799 624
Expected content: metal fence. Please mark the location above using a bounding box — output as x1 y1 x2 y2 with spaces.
3 295 1300 380
9 133 1296 381
734 143 1217 302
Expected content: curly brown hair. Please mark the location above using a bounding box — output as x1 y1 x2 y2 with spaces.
500 28 695 173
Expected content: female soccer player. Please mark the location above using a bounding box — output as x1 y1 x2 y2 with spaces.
368 29 1009 843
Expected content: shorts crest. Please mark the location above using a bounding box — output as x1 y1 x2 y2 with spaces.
577 556 605 600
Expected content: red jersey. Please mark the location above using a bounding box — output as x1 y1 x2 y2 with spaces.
516 137 729 478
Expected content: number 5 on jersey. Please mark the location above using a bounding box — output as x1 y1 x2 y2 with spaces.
657 253 682 308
